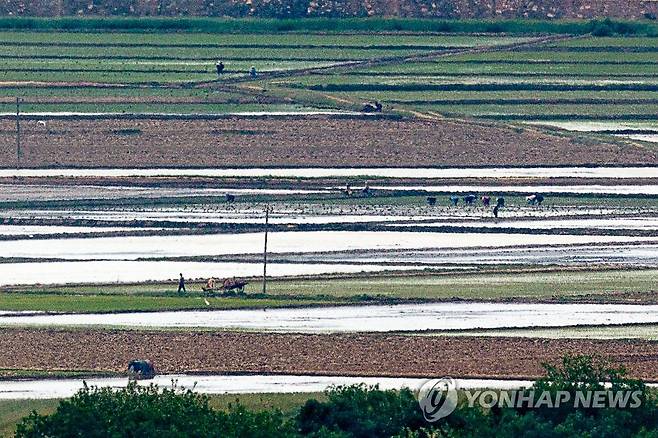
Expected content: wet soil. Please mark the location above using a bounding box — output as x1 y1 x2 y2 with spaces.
2 328 658 380
0 115 654 167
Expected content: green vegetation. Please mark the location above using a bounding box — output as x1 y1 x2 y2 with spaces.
269 33 658 128
255 269 658 300
0 17 655 36
0 392 326 437
2 269 655 314
0 31 524 86
0 19 654 131
11 355 658 437
0 399 57 438
0 292 338 313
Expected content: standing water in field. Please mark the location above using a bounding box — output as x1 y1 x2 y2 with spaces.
0 167 656 179
1 303 658 332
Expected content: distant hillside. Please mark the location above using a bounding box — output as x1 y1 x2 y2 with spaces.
0 0 656 20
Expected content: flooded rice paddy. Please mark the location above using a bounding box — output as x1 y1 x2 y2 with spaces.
0 166 656 286
0 231 652 261
0 302 656 332
371 185 658 195
0 184 326 202
0 375 535 400
400 217 658 231
295 243 658 267
0 225 143 236
1 167 656 179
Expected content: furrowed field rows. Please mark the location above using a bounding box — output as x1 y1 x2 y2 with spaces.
513 46 658 52
299 83 658 91
359 63 658 76
329 90 658 101
0 103 310 113
444 51 658 63
423 60 658 65
0 32 531 47
414 103 658 116
0 46 425 60
386 98 658 105
0 88 222 98
549 37 658 48
0 60 341 72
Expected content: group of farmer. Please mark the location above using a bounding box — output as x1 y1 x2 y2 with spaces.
343 182 373 197
442 193 545 217
215 60 258 79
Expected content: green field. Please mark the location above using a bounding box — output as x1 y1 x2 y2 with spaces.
0 25 656 131
0 32 528 85
0 293 337 313
2 269 655 314
0 392 325 437
268 35 658 127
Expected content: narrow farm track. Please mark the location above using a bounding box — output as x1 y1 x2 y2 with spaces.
219 35 585 116
0 34 581 107
210 34 581 86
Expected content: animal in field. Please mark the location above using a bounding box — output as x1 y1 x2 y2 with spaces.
127 360 155 380
463 194 477 205
526 194 545 206
362 101 382 113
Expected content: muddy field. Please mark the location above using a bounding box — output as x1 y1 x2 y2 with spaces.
1 115 654 167
2 328 658 380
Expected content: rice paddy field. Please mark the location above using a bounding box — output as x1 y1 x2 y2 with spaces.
0 20 657 435
0 31 533 114
268 34 658 143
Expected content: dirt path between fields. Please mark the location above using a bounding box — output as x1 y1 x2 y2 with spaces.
1 328 658 380
212 34 579 86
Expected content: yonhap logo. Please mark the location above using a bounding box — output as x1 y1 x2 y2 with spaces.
416 377 643 422
417 377 458 422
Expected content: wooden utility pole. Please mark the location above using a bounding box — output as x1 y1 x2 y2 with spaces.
262 204 270 294
15 97 20 168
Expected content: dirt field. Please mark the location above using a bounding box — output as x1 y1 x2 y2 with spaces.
3 328 658 380
1 115 654 167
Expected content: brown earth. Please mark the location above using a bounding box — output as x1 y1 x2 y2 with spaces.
1 115 655 167
2 176 657 188
2 0 657 20
3 328 658 380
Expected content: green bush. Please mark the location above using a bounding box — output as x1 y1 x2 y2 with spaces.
15 382 296 438
297 384 425 437
0 17 655 36
13 355 658 437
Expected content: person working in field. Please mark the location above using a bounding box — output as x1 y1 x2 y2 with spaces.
177 273 186 294
216 61 225 76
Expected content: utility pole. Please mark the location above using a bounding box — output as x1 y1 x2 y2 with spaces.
262 204 270 295
15 97 20 168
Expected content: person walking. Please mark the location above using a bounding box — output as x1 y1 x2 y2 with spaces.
177 273 186 294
